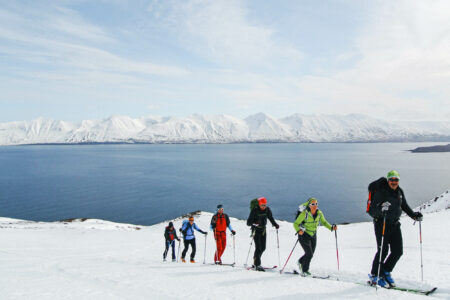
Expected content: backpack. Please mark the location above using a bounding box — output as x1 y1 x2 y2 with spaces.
180 220 190 238
294 198 315 221
366 190 383 218
250 198 259 211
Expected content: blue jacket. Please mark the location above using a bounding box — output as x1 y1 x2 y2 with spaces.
181 220 204 240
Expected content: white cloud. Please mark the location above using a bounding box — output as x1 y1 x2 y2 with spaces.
0 5 190 80
292 0 450 121
151 0 303 67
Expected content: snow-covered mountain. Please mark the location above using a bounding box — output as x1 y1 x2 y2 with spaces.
416 189 450 213
1 190 449 299
1 113 449 145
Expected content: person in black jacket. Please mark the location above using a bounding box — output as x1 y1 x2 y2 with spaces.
163 222 180 262
246 197 279 271
367 170 423 287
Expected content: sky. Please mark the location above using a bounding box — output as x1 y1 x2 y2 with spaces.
1 0 449 122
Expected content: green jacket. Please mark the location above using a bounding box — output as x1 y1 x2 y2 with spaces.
293 209 332 237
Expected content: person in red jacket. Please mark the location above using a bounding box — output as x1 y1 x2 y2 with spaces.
210 204 236 264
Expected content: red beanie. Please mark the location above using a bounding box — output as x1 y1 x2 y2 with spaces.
258 197 267 205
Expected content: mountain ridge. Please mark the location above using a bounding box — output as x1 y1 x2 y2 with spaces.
1 113 449 145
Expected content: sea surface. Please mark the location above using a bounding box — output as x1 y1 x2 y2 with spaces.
0 143 449 225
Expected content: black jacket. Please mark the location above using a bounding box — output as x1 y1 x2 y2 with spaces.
164 226 179 241
247 206 278 229
367 177 415 221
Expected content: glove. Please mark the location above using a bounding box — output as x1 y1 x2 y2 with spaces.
203 231 207 235
414 212 423 221
176 238 180 241
331 224 337 231
381 202 391 212
274 224 280 229
231 230 236 235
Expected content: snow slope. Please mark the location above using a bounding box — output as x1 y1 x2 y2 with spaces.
0 195 449 299
1 113 449 145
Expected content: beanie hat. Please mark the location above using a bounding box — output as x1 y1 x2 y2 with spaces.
217 204 223 210
387 170 400 180
307 197 317 204
168 222 174 227
258 197 267 205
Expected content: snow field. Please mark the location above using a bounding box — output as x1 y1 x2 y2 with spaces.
1 207 449 300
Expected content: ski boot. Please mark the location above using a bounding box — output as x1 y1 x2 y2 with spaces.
301 271 311 277
368 274 387 287
181 258 186 263
255 265 265 272
190 259 195 263
383 271 395 287
172 258 176 262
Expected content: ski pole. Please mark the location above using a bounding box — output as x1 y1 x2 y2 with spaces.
233 234 236 265
419 220 423 282
335 229 340 270
245 232 255 267
203 233 207 264
276 229 281 268
163 240 168 260
177 239 181 262
280 239 298 274
376 214 387 287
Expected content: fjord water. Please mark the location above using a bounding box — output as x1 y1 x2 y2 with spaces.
0 143 449 225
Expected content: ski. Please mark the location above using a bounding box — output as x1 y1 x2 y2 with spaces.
365 281 437 296
246 265 278 271
284 269 330 279
207 263 236 267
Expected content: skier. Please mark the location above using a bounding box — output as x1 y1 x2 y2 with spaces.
163 221 180 262
210 204 236 264
180 216 207 263
293 197 336 276
246 197 279 271
367 170 423 287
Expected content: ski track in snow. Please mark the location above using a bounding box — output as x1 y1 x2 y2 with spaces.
0 192 449 299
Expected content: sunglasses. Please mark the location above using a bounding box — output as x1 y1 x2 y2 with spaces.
388 178 399 182
309 203 318 206
260 204 266 207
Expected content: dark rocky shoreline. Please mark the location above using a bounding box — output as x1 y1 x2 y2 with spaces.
411 144 450 153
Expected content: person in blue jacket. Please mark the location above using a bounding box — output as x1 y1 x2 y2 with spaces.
180 216 207 263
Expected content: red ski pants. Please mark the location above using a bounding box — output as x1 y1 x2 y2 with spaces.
214 231 227 262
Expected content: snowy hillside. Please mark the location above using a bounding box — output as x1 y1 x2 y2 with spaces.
416 189 450 213
1 196 449 299
0 113 449 145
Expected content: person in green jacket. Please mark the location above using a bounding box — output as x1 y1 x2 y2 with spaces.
293 197 337 276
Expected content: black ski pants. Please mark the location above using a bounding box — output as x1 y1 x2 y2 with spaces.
371 219 403 275
163 240 176 260
298 233 317 272
182 238 196 260
253 228 266 267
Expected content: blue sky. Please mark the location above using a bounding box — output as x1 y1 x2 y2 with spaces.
1 0 449 122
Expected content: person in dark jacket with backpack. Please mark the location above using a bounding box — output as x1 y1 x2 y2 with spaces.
180 216 207 263
247 197 279 271
163 222 180 262
210 204 236 264
367 170 423 287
